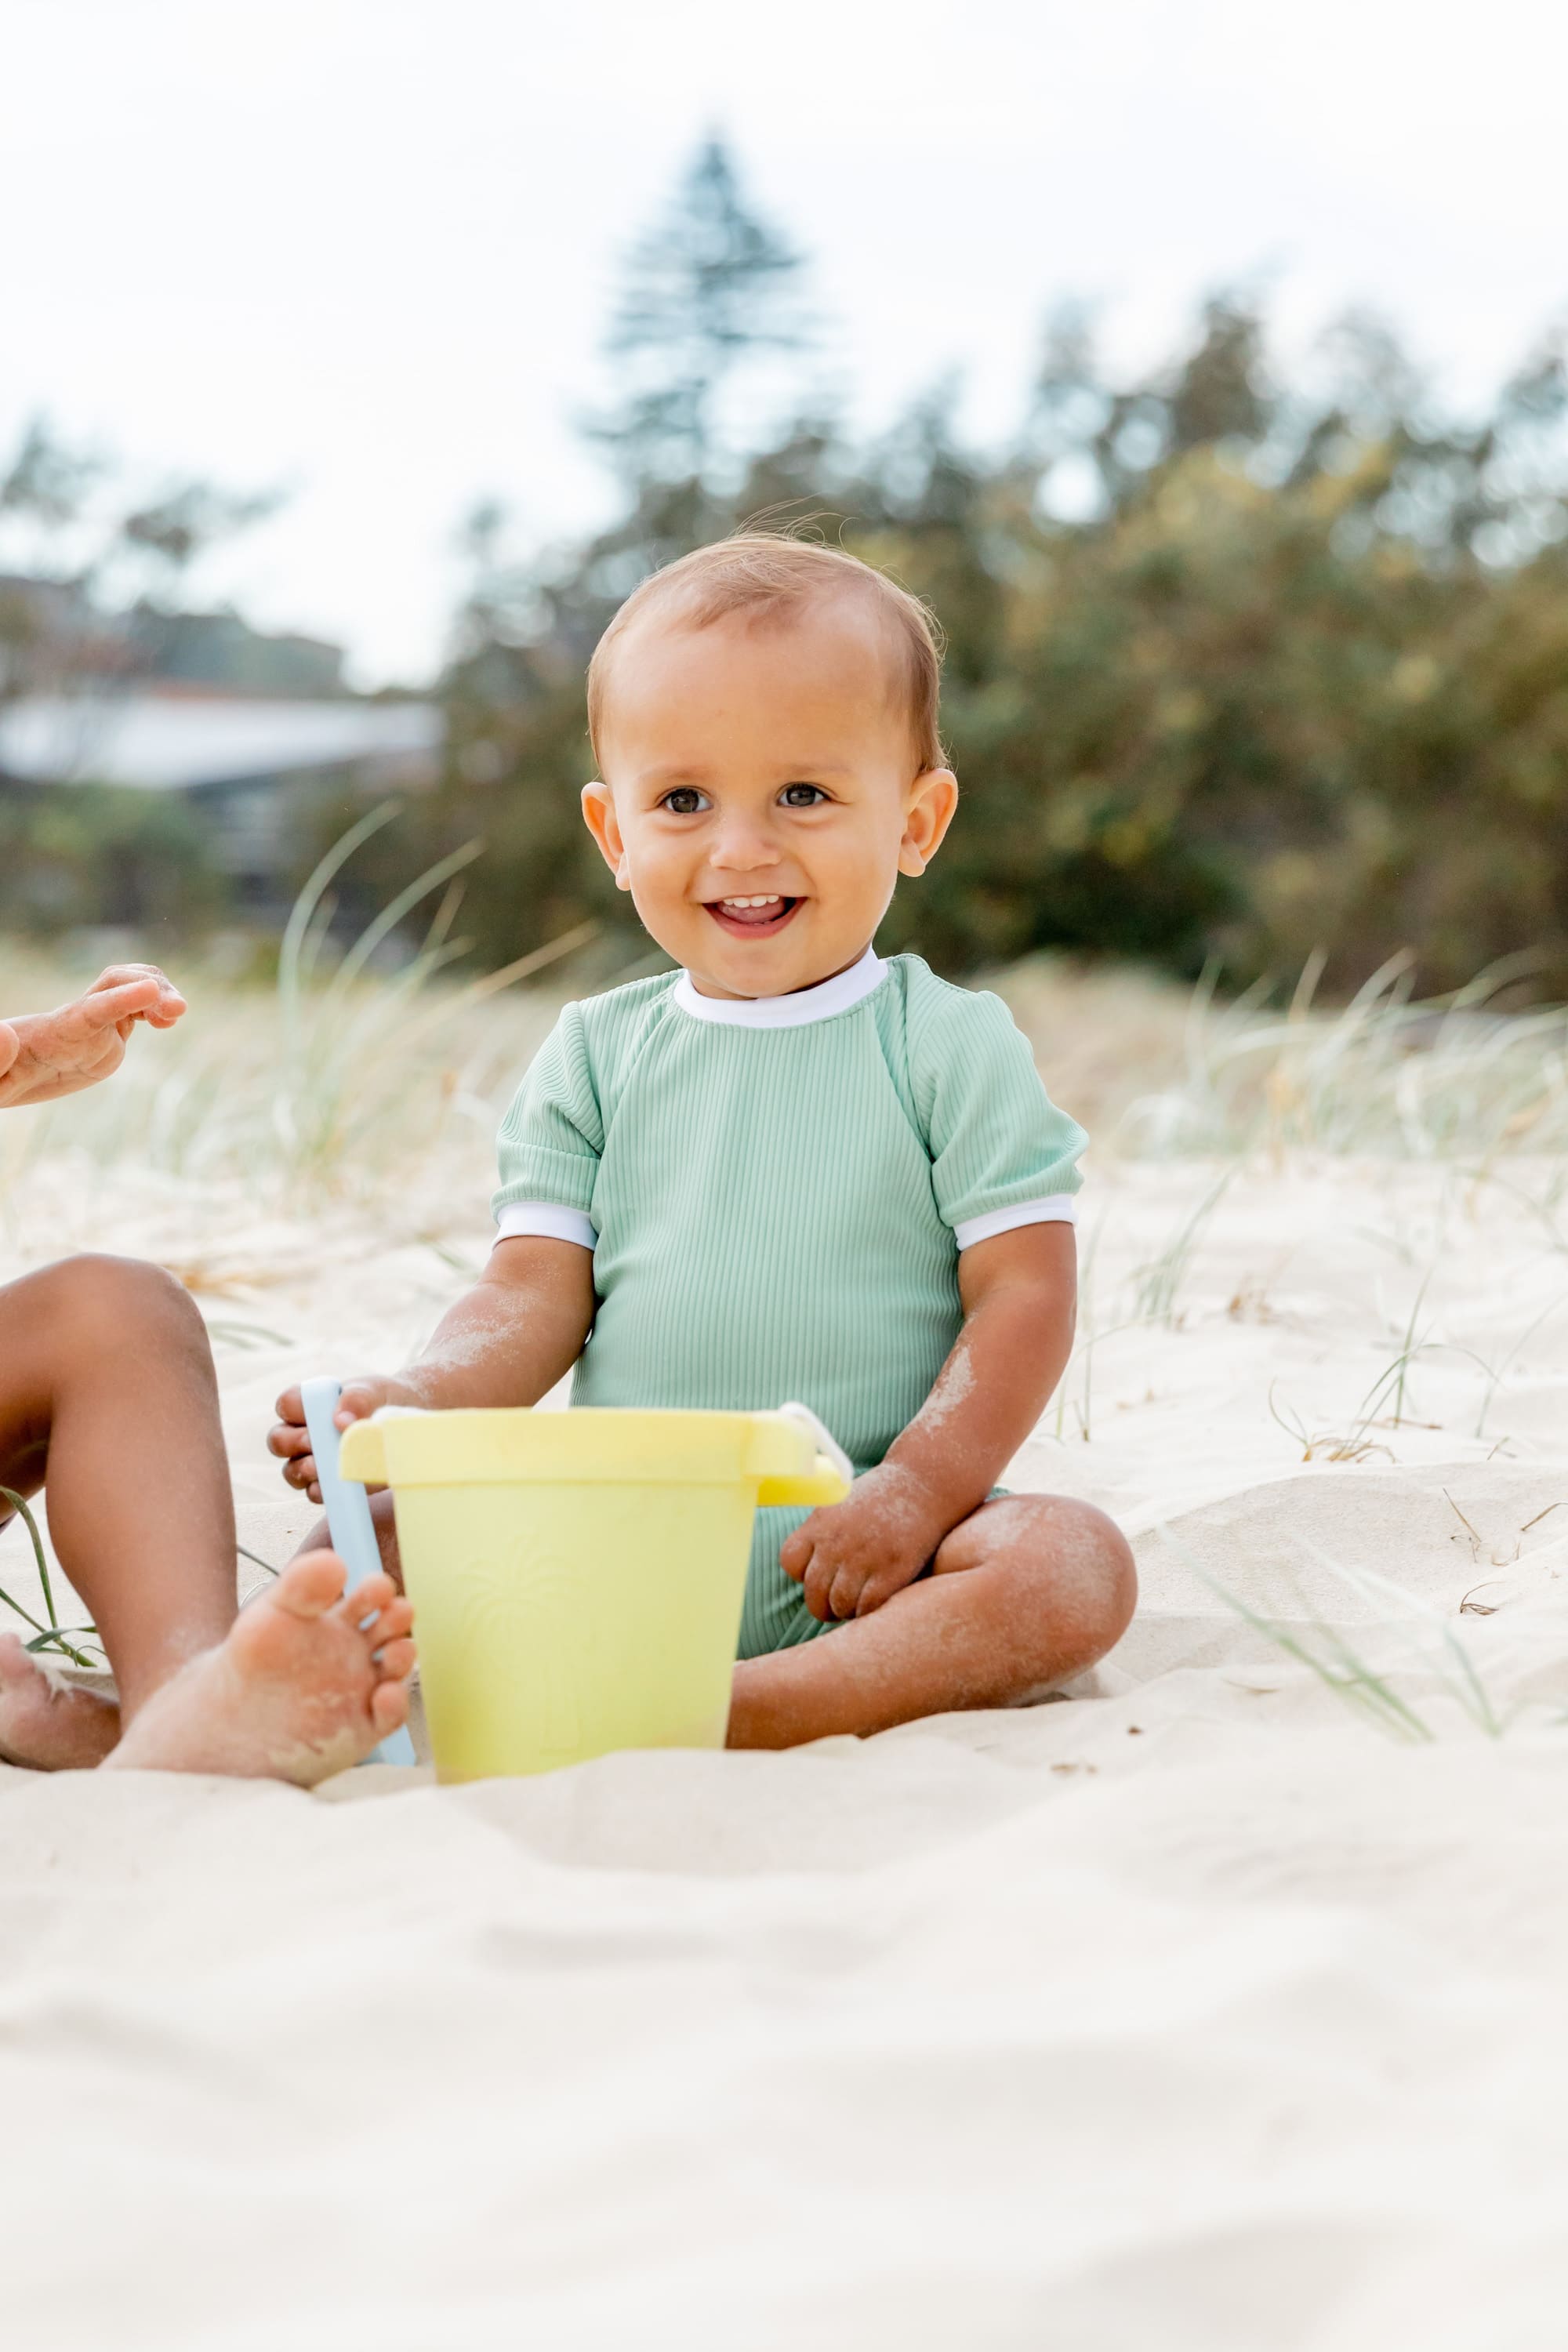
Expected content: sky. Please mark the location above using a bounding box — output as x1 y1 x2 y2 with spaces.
4 0 1566 685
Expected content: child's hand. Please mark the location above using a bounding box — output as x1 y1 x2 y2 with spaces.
0 965 187 1109
779 1461 952 1624
268 1374 424 1504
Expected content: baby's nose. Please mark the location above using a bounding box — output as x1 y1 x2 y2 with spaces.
709 817 781 872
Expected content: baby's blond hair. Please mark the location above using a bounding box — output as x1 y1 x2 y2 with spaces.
587 535 947 775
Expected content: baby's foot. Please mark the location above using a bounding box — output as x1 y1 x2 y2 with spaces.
0 1633 121 1769
107 1553 415 1787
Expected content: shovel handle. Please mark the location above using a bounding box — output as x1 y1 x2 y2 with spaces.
299 1377 416 1769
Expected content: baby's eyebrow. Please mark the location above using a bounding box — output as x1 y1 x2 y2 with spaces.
637 759 856 786
637 762 713 786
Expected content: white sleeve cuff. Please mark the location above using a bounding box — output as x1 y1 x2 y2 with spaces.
494 1200 597 1251
953 1195 1078 1251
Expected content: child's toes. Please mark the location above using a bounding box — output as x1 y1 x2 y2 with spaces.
269 1552 349 1619
363 1595 414 1647
372 1636 416 1682
339 1570 399 1628
370 1679 411 1733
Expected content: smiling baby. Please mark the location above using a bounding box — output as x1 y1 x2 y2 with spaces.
273 535 1134 1744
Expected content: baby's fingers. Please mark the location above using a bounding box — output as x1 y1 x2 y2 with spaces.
779 1526 812 1582
268 1421 319 1495
852 1565 916 1617
74 976 163 1033
267 1415 313 1461
826 1565 871 1623
336 1379 386 1426
802 1548 844 1623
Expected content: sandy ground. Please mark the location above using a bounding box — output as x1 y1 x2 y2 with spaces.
2 1138 1568 2347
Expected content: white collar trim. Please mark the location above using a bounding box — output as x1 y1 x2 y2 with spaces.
673 945 886 1029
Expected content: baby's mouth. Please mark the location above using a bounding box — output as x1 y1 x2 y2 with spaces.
703 894 803 939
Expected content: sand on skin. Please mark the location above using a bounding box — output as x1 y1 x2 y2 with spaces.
1 1150 1566 2348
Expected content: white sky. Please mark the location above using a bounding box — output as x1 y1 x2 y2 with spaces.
4 0 1565 684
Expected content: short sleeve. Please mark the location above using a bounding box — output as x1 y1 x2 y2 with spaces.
492 1004 602 1248
910 981 1087 1250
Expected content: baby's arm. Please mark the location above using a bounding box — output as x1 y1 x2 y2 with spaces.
780 1223 1076 1624
270 1237 596 1502
0 965 186 1109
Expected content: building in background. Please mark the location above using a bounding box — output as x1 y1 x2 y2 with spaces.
0 601 444 927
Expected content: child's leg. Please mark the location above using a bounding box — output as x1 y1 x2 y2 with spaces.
0 1255 416 1782
725 1494 1135 1749
0 1255 237 1762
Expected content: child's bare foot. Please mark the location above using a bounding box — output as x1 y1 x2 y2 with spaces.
0 1633 122 1769
107 1552 415 1787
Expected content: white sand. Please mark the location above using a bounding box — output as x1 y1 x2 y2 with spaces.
2 1151 1567 2347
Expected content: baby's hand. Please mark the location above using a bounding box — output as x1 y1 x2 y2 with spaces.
779 1461 951 1624
0 964 187 1109
268 1374 423 1505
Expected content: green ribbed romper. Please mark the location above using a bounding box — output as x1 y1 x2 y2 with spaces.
492 949 1085 1657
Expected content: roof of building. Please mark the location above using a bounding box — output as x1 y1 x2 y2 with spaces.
0 691 443 792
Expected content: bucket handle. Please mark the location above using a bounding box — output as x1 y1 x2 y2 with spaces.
299 1377 416 1769
755 1402 854 1506
775 1401 855 1489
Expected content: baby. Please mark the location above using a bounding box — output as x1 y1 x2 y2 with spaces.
273 537 1134 1744
0 965 414 1780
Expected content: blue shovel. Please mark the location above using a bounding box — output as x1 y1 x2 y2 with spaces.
299 1375 417 1768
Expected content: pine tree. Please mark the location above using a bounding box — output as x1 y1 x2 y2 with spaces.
589 137 810 554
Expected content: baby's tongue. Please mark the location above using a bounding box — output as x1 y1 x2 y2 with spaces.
726 898 786 925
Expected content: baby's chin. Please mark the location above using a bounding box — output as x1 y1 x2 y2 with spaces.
688 930 880 1003
630 887 878 999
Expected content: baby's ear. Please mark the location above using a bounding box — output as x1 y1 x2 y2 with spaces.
899 768 959 877
580 782 632 890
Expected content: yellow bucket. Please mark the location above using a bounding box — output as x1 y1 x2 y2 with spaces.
338 1405 849 1781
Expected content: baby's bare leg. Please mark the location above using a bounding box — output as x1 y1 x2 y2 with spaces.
0 1256 237 1756
725 1494 1135 1749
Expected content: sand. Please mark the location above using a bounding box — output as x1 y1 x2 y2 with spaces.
2 1148 1567 2348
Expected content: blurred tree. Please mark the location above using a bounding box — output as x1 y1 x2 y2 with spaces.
0 419 281 935
17 135 1566 1004
0 416 279 709
417 176 1568 998
0 782 224 936
590 136 809 507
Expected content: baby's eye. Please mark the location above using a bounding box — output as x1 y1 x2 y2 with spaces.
779 782 829 808
660 787 710 815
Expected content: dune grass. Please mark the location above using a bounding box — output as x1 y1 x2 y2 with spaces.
0 1487 103 1670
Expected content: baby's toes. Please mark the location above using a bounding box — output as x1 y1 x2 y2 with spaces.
365 1595 414 1648
339 1570 398 1629
372 1636 416 1683
370 1678 411 1732
270 1552 349 1619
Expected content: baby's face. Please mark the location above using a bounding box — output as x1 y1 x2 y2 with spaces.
582 598 956 1000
